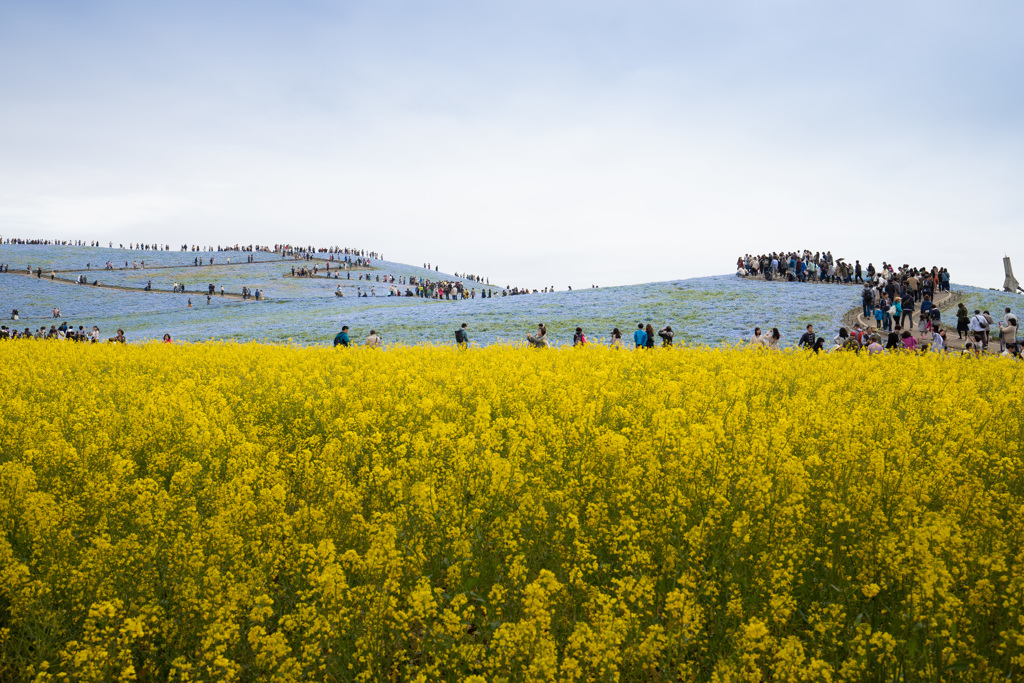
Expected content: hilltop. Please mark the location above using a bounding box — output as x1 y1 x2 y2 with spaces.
1 243 1020 347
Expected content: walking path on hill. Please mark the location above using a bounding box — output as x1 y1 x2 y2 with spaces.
30 257 372 275
839 289 999 354
1 270 255 301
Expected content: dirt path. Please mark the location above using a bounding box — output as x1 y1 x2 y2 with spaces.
1 270 256 301
31 255 373 274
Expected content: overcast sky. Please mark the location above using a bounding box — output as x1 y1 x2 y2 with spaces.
1 1 1022 288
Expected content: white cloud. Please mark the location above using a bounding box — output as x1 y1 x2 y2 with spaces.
1 1 1022 288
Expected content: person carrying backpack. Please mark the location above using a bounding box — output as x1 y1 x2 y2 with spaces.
455 323 469 349
573 327 586 346
334 325 350 347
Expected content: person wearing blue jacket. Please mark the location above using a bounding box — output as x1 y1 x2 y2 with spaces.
334 325 350 347
634 323 647 349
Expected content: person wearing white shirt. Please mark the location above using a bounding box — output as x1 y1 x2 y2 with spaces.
968 310 989 350
748 328 768 348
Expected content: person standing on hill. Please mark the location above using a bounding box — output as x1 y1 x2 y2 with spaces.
365 330 382 348
862 286 873 317
609 328 623 348
455 323 469 349
633 324 647 349
334 325 350 347
900 296 915 331
527 323 548 348
573 327 587 346
999 316 1018 355
749 327 768 348
968 310 988 349
658 326 674 347
956 303 970 339
798 324 816 349
930 327 946 353
983 311 997 348
645 323 656 349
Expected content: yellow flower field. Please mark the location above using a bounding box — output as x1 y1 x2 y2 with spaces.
1 342 1023 682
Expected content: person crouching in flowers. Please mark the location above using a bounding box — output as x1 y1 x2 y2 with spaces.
527 323 548 348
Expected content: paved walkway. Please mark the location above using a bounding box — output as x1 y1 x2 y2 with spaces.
844 289 1011 354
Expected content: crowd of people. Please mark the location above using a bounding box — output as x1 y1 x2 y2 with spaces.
738 251 952 292
746 312 1019 357
858 270 947 331
330 321 681 349
324 307 1020 357
2 237 568 301
0 322 124 342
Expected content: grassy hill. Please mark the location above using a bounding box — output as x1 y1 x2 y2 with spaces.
2 244 1019 347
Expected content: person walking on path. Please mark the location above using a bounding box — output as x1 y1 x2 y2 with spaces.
900 296 915 331
334 325 350 347
968 310 989 350
633 324 647 349
956 303 970 339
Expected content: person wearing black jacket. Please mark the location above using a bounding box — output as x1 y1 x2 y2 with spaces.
798 324 816 349
900 297 915 330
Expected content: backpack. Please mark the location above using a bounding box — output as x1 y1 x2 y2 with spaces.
455 329 464 343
